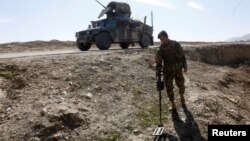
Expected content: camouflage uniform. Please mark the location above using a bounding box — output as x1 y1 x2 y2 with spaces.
155 40 187 105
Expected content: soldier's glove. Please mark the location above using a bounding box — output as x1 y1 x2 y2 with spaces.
155 64 162 78
157 80 164 91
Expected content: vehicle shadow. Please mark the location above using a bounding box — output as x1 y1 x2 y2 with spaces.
171 105 206 141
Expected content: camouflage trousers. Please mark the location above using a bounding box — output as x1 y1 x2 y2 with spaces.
163 68 185 102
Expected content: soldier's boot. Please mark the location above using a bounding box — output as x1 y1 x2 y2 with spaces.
167 91 176 111
179 86 186 107
171 101 176 111
180 94 186 107
170 100 178 117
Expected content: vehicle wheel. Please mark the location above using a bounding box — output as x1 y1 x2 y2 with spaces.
76 41 91 51
95 32 112 50
139 34 150 48
119 43 130 49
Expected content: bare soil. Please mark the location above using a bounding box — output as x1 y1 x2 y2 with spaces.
0 41 250 141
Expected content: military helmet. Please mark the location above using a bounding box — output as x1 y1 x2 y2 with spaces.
158 30 168 39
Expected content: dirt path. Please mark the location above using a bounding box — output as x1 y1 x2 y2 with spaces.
0 49 79 59
0 46 155 59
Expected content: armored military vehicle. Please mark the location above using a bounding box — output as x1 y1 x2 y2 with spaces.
75 0 154 51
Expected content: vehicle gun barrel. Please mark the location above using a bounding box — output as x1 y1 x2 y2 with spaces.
95 0 106 8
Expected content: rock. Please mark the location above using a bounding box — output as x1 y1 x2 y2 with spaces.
86 93 93 99
228 97 238 104
80 93 93 99
133 129 140 135
40 108 48 116
67 109 79 115
69 81 73 86
6 107 11 112
72 99 78 104
57 105 78 115
62 91 67 95
201 86 208 90
55 100 62 104
49 86 54 90
57 105 68 114
52 132 63 140
99 58 104 62
17 116 21 120
34 137 40 141
77 103 91 112
229 109 236 113
48 95 52 99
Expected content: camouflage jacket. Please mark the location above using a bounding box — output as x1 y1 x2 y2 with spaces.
155 40 187 73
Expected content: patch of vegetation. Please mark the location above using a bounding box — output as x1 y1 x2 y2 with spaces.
131 83 170 128
99 131 121 141
0 62 19 79
136 100 169 128
0 62 27 99
0 71 14 79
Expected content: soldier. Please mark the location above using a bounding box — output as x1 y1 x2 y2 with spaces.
155 30 187 112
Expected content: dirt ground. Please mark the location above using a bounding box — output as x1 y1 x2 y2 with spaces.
0 41 250 141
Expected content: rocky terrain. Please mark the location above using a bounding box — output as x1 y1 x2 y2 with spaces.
0 41 250 141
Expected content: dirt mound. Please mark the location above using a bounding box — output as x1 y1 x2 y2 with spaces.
0 42 250 140
186 44 250 65
0 49 160 140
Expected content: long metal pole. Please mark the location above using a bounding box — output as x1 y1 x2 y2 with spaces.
151 11 154 29
159 89 162 124
95 0 106 8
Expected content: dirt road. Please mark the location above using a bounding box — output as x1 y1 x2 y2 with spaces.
0 46 155 59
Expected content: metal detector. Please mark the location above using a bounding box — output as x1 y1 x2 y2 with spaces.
152 72 165 136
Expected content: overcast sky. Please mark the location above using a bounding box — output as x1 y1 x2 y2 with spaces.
0 0 249 43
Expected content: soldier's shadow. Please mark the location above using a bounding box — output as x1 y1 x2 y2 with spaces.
171 106 206 141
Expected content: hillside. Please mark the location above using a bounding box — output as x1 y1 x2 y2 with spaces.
227 33 250 42
0 42 250 141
